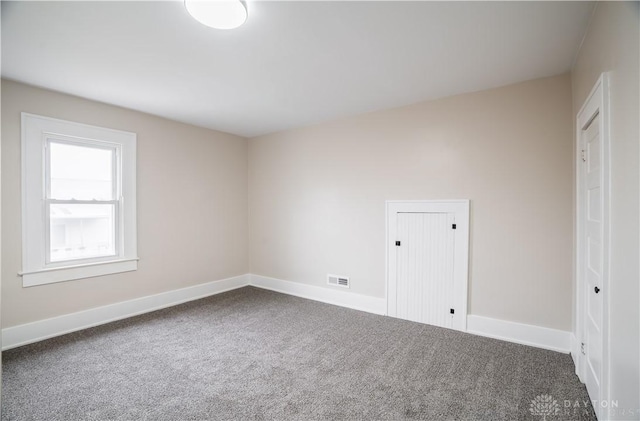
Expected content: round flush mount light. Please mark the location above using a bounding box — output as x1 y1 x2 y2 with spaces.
185 0 248 30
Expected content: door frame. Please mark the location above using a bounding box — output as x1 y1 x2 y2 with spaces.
575 73 610 419
385 200 470 331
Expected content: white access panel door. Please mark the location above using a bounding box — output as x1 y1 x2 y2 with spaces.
396 212 455 327
387 201 469 331
583 113 604 407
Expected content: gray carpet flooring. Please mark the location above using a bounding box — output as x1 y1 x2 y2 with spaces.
2 286 595 420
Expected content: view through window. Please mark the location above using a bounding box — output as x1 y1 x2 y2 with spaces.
47 141 118 262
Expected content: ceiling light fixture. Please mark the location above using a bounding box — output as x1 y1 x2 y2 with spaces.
185 0 248 30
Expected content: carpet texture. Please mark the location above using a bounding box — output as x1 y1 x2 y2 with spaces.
2 287 595 420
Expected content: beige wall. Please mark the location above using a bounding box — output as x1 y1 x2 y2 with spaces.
1 79 249 327
571 2 640 417
249 74 574 331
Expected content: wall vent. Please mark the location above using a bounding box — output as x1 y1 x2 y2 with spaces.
327 274 350 288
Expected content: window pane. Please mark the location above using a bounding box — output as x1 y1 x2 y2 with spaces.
50 204 116 262
49 141 114 200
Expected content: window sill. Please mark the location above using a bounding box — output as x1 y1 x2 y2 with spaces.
20 258 139 287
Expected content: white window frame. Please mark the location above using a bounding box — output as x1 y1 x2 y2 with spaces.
21 113 138 287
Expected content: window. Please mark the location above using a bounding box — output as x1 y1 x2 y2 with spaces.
21 113 137 286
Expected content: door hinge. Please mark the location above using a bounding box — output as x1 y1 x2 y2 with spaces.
452 224 457 230
581 149 586 162
395 241 401 246
581 342 586 355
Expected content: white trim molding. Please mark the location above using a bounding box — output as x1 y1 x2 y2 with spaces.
571 333 580 372
250 274 386 315
21 258 139 287
2 274 250 350
466 315 572 354
3 274 573 355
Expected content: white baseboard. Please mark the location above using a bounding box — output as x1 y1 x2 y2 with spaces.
2 274 250 350
2 273 573 356
249 274 386 315
466 315 571 353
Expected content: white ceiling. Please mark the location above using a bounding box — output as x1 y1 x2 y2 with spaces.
2 1 594 138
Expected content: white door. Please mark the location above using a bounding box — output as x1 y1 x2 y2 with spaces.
396 212 455 327
582 113 604 407
576 74 610 420
387 201 469 331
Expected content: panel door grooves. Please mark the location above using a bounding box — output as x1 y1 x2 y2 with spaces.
386 200 469 332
